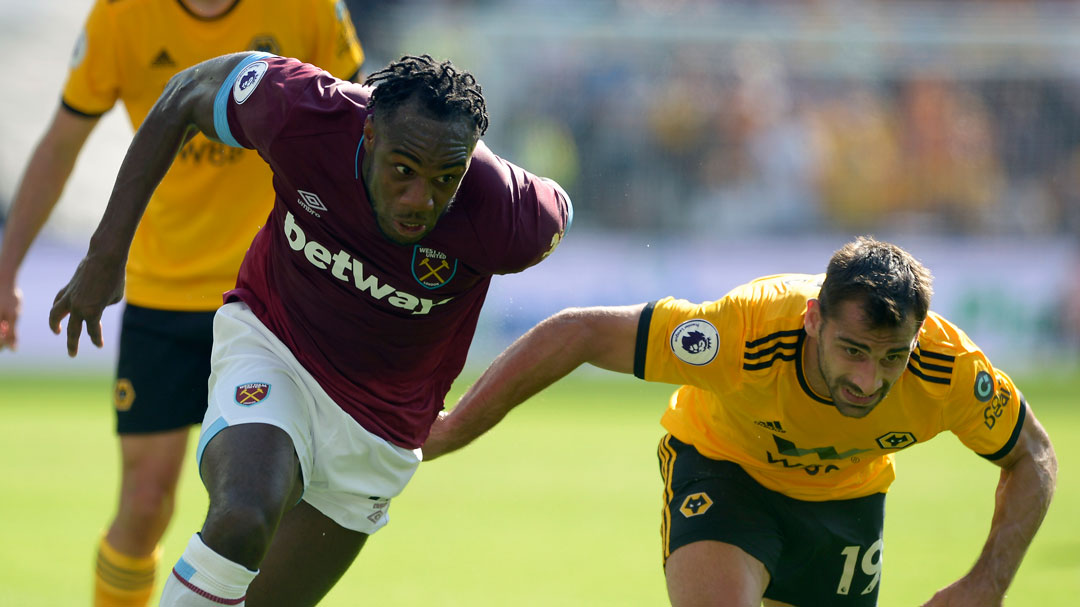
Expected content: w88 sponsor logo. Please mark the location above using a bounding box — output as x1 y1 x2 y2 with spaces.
177 140 246 166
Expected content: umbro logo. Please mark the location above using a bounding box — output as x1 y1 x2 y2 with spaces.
754 420 786 433
297 189 327 217
151 49 175 68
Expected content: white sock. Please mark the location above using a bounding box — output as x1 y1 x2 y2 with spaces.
159 534 258 606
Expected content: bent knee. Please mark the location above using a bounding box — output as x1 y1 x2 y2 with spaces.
202 502 283 567
118 483 177 520
666 541 769 607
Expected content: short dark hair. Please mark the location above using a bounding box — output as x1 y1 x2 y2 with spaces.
818 236 933 328
364 54 489 137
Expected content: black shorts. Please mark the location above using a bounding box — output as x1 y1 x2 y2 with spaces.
658 435 886 607
113 304 216 434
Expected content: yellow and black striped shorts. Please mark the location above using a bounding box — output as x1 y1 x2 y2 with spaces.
658 434 886 607
114 303 216 433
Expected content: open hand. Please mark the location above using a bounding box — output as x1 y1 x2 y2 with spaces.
922 579 1003 607
48 255 125 357
0 282 21 351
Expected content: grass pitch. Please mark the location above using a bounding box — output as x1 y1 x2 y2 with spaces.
1 369 1076 605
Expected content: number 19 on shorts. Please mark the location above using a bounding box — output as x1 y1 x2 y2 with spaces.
836 539 883 596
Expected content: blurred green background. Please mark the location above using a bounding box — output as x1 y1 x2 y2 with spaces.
2 371 1075 605
3 2 1080 605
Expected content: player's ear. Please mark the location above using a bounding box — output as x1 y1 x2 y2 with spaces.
804 298 822 339
363 115 375 151
909 319 925 348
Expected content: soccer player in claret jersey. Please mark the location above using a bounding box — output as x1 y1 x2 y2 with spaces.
49 52 571 606
0 2 362 605
425 236 1056 607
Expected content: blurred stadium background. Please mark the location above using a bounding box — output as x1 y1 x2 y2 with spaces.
2 0 1079 373
2 1 1079 604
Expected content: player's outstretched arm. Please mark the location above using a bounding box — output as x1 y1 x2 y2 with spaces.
0 108 99 351
921 406 1057 607
423 304 644 460
47 53 251 357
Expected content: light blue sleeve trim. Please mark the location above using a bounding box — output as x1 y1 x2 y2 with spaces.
565 192 575 233
542 177 573 233
354 135 364 179
213 52 275 148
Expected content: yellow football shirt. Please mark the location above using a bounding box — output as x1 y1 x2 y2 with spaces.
63 0 363 310
638 273 1026 501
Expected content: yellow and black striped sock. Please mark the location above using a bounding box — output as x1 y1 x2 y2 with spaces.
94 537 161 607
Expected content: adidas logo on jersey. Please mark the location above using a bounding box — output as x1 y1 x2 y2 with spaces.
754 420 786 433
284 211 453 315
151 49 175 68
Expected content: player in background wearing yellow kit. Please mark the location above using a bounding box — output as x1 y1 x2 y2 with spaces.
0 1 362 605
424 236 1057 607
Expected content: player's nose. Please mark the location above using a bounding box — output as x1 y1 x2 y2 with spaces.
399 180 435 212
852 362 884 395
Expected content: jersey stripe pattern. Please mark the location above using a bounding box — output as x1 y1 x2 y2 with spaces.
636 273 1026 501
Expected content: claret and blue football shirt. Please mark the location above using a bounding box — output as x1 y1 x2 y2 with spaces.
214 55 572 448
64 0 363 310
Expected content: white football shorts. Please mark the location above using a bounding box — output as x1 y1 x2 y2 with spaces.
196 301 421 534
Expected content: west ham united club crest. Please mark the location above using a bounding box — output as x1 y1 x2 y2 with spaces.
412 245 457 289
235 382 271 406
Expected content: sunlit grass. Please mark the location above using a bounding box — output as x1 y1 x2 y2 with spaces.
1 370 1074 605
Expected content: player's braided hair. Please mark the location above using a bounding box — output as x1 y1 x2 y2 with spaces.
365 54 489 137
818 236 934 328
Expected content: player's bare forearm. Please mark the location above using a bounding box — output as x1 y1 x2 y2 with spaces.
48 53 249 356
970 413 1056 594
0 109 97 351
922 410 1057 606
0 109 98 285
86 54 241 260
423 305 643 460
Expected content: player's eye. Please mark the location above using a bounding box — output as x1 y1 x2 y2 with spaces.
394 165 414 176
435 173 461 186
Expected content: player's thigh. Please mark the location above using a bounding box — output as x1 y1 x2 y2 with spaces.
247 500 368 607
197 305 316 512
666 540 770 607
114 304 215 434
117 428 190 492
198 422 304 512
659 436 783 605
204 302 420 535
659 436 784 569
766 492 886 607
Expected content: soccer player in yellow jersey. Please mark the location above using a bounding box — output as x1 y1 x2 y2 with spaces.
425 236 1057 607
0 1 362 605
